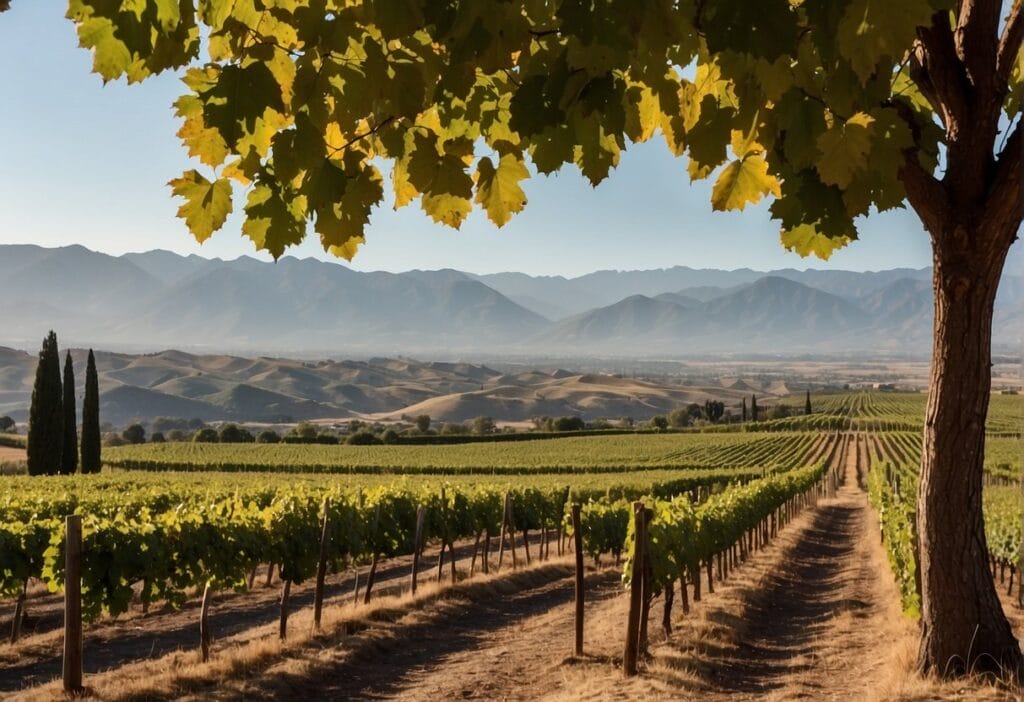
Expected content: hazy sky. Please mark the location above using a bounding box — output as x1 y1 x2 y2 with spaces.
0 3 944 277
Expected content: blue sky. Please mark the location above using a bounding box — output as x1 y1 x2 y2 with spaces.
0 2 941 277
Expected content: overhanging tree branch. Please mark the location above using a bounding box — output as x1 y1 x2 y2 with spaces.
996 1 1023 88
954 0 1001 99
914 12 969 129
980 119 1023 243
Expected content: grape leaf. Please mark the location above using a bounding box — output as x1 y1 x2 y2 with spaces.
711 156 781 211
815 112 875 188
474 154 529 227
167 170 233 243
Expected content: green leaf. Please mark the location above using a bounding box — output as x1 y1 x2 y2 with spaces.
168 170 233 243
474 154 529 227
187 62 288 158
407 135 474 228
530 126 576 175
837 0 933 83
815 112 875 188
687 95 734 174
315 166 384 259
773 90 827 170
711 156 781 211
699 0 800 61
241 180 307 259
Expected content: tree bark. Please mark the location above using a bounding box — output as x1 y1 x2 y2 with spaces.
915 227 1021 676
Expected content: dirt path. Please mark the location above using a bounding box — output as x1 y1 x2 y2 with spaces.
678 432 905 701
241 567 626 701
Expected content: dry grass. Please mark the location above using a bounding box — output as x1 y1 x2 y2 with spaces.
9 561 577 701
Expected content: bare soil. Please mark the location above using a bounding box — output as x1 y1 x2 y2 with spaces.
0 445 25 461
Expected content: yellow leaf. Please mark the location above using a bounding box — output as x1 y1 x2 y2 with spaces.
710 156 781 211
474 154 529 227
168 170 233 243
392 159 419 209
780 223 852 260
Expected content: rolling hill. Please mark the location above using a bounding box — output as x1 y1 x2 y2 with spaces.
0 347 789 425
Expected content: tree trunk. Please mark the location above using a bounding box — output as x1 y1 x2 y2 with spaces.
916 232 1021 676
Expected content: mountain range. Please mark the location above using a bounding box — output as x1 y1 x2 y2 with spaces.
0 244 1020 355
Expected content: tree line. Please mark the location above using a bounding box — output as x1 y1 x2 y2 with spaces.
26 331 100 476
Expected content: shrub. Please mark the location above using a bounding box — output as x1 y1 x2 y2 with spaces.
346 430 380 445
122 424 146 445
471 416 496 435
193 428 220 443
668 408 690 428
150 432 166 443
381 428 399 444
553 416 585 432
219 423 255 443
257 430 281 444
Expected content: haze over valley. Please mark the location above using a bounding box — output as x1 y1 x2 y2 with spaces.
2 244 1021 357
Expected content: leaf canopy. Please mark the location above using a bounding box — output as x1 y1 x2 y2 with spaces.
60 0 1019 262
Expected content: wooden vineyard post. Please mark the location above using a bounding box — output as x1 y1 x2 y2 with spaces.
313 498 331 632
448 541 457 584
662 581 675 637
470 531 481 576
508 496 519 568
411 505 426 595
363 554 379 604
541 519 548 560
63 514 83 695
571 504 584 657
265 562 276 587
637 510 652 656
200 582 213 662
279 579 292 640
497 493 509 570
9 580 26 644
437 488 448 584
623 502 646 677
482 530 490 574
364 503 382 604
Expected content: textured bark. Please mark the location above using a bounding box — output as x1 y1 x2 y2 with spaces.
899 1 1023 676
915 224 1021 676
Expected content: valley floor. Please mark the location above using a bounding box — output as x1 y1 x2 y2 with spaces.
4 438 1022 700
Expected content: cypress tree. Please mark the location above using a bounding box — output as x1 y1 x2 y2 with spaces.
751 394 758 422
27 331 63 476
61 351 78 475
805 390 812 416
741 398 747 422
81 349 102 474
